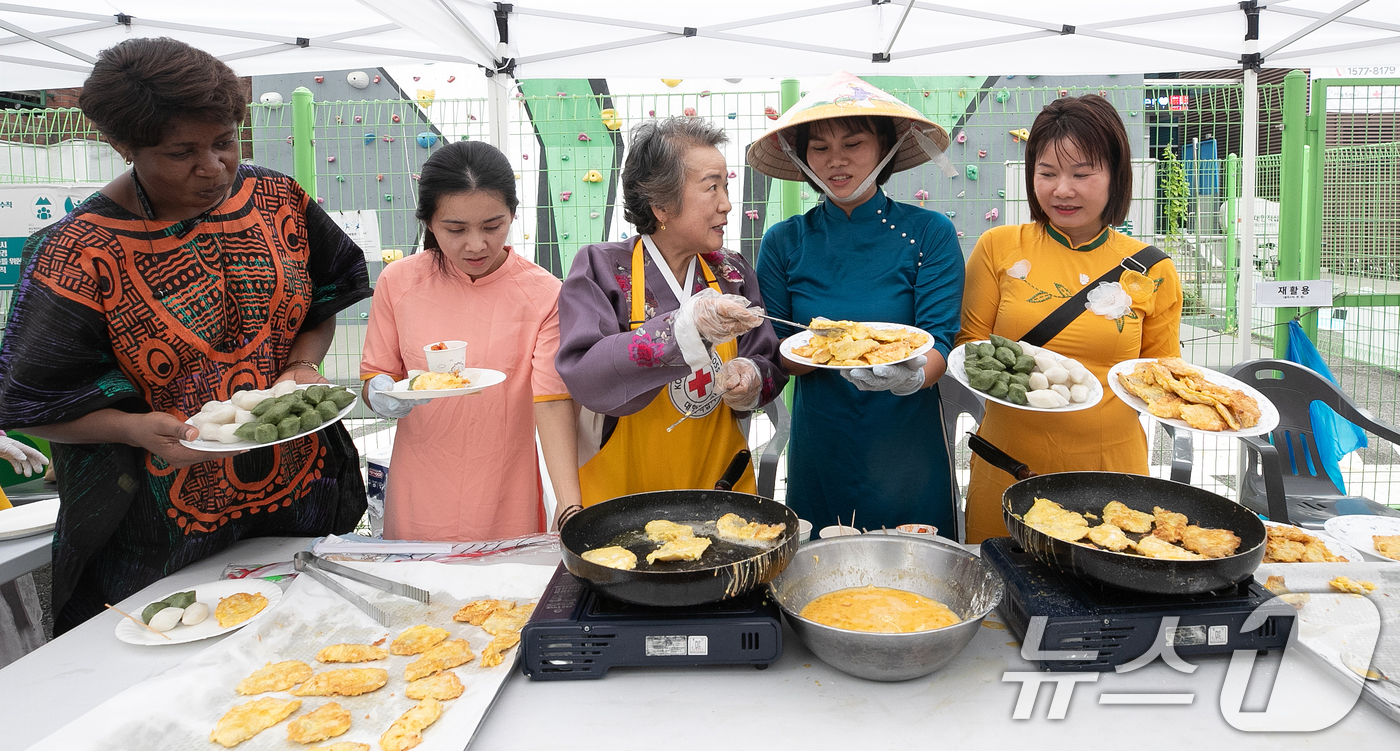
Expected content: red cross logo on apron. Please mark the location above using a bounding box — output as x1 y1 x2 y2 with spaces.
686 369 714 398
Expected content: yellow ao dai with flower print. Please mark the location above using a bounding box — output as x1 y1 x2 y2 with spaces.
956 223 1184 543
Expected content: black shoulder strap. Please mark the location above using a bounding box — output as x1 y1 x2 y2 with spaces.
1019 245 1170 348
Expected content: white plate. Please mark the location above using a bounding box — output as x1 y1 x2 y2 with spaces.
779 322 934 370
0 497 59 541
115 578 282 646
179 385 358 452
1262 520 1365 563
947 341 1102 412
382 367 508 400
1323 515 1400 563
1107 358 1280 437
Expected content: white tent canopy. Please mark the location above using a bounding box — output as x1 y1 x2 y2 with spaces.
5 1 1400 357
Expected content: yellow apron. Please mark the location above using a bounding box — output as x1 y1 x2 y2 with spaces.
578 239 755 506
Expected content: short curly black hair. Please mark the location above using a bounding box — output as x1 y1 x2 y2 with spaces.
79 37 248 149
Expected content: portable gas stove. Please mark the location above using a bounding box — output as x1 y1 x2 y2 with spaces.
981 537 1293 672
520 564 782 680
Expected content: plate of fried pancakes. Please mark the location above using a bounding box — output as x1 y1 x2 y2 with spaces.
1262 520 1362 563
781 321 934 370
115 579 282 646
1108 356 1277 436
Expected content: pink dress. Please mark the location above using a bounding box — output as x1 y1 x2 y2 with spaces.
360 250 568 541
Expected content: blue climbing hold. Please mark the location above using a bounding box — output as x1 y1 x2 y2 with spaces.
364 133 375 145
416 132 438 148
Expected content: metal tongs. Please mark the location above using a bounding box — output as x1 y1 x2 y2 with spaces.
293 551 429 626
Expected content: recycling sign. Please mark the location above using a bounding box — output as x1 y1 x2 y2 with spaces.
0 184 104 289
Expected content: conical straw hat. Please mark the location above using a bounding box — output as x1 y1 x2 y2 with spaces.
746 71 950 182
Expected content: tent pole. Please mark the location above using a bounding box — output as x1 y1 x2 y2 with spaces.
1237 3 1260 364
486 70 511 153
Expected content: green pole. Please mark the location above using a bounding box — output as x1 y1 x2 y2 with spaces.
1304 79 1329 346
1299 146 1318 343
780 79 802 220
1224 153 1239 333
292 86 316 200
1273 70 1307 358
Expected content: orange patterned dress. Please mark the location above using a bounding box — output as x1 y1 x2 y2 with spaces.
0 166 372 632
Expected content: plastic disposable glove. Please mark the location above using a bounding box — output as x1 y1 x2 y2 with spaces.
718 357 762 411
687 288 763 345
0 435 48 477
366 374 427 419
842 355 927 396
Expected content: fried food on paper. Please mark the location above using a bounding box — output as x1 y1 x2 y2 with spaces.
644 519 695 542
1024 497 1089 542
1151 507 1188 543
315 644 388 663
1134 534 1204 560
405 638 474 681
236 660 313 695
1329 576 1377 595
715 512 786 542
380 697 443 751
1181 525 1242 558
286 702 352 743
215 592 269 628
291 668 388 697
790 321 927 367
308 745 368 751
1265 575 1289 595
481 631 522 668
391 624 450 656
210 697 301 747
1264 575 1311 609
1374 535 1400 561
1116 358 1260 431
1262 525 1348 563
1102 501 1154 534
405 671 464 700
1086 523 1133 552
453 599 513 625
646 536 712 564
482 603 535 635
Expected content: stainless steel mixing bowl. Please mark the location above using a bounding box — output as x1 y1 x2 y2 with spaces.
768 535 1003 682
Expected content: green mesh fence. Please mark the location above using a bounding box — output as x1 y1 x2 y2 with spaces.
3 78 1397 509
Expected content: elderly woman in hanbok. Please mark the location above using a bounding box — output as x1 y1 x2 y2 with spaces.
556 117 786 518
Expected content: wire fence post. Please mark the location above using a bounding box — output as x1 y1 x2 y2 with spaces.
1273 69 1307 357
292 86 316 200
779 78 801 221
1225 152 1239 333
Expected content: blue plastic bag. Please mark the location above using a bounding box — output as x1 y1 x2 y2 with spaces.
1285 320 1367 494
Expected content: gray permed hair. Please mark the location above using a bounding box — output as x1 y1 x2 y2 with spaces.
622 117 729 235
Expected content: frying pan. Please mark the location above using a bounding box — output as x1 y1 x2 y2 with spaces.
969 434 1266 595
559 451 800 607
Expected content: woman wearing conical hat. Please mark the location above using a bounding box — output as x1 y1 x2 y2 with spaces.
750 72 963 536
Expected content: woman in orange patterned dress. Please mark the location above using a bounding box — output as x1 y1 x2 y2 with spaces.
0 39 372 632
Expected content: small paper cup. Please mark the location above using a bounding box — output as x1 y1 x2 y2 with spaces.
423 340 467 373
818 524 861 539
797 519 813 542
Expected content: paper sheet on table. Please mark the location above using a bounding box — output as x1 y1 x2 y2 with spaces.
1257 562 1400 723
28 561 555 751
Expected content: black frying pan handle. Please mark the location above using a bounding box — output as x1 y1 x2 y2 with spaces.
966 432 1037 481
714 449 752 491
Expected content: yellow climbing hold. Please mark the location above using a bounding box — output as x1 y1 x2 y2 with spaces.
1009 128 1030 142
416 88 436 108
661 79 683 88
1120 270 1154 304
600 108 622 130
381 248 404 263
583 170 603 183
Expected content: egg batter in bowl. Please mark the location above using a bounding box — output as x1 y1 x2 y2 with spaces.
798 585 961 633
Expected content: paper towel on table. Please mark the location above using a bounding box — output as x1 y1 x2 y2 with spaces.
29 561 556 751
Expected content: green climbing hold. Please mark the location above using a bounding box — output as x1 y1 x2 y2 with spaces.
998 189 1005 198
966 165 979 180
560 154 569 161
336 175 345 182
995 89 1010 103
384 194 392 202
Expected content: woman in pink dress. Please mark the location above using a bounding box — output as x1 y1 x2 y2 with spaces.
360 141 581 541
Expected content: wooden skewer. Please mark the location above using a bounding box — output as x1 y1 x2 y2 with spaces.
105 602 172 640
